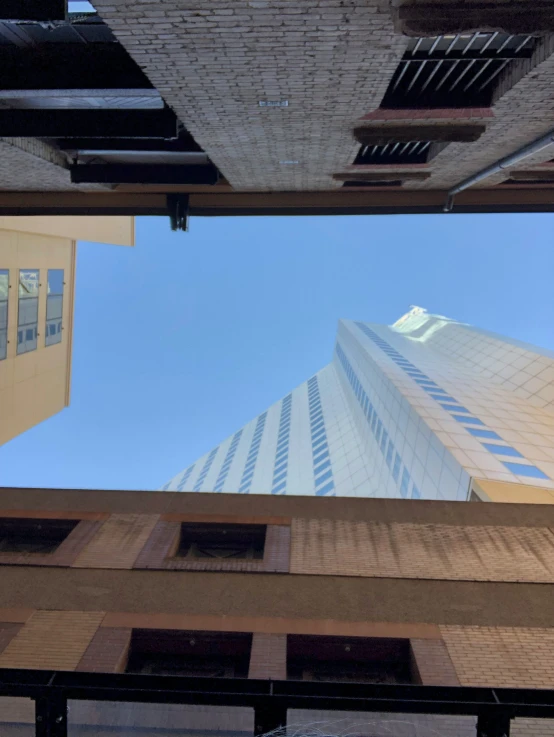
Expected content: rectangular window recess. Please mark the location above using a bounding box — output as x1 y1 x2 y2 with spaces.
392 454 401 482
411 485 421 499
467 428 503 440
415 379 438 386
312 429 326 443
0 518 77 554
453 415 484 425
380 33 536 109
312 441 328 455
276 450 288 461
315 481 335 496
126 630 252 678
481 443 524 458
342 180 403 188
502 462 549 479
272 481 287 494
274 463 288 476
287 635 415 684
241 471 254 484
400 469 410 498
354 141 441 165
429 394 457 402
426 387 448 394
311 421 325 434
440 403 470 413
177 523 266 560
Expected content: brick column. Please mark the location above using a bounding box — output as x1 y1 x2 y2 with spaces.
76 627 132 673
410 638 460 686
249 633 287 680
263 525 291 573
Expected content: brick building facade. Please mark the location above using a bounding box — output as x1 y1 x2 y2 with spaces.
2 1 554 218
0 487 551 736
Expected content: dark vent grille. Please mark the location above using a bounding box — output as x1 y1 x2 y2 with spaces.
342 180 402 188
354 141 431 165
381 32 535 109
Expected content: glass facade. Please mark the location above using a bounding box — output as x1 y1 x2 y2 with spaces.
17 269 39 355
45 269 64 347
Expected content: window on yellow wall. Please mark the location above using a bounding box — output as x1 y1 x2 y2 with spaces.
17 269 39 355
0 270 8 360
45 269 64 347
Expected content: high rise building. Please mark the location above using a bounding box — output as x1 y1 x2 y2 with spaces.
162 308 554 503
0 216 134 446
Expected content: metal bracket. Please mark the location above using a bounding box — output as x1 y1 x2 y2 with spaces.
167 194 190 232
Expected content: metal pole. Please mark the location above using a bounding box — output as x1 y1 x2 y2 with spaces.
443 129 554 212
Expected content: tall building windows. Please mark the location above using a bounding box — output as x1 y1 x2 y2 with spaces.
193 447 219 492
238 412 267 494
17 269 39 355
177 464 195 491
45 269 64 347
0 270 8 360
307 376 335 496
272 394 292 495
214 430 243 492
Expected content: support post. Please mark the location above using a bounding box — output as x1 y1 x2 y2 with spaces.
476 714 511 737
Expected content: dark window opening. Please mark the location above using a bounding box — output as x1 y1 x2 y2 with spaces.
381 32 535 109
176 523 266 560
342 180 403 188
501 177 554 186
0 518 77 554
287 635 415 684
126 630 252 678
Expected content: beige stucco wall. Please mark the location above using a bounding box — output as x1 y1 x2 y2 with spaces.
0 229 75 446
0 216 134 246
472 478 554 504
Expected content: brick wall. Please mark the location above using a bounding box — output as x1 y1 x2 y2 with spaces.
73 514 160 569
248 633 287 679
290 517 554 582
441 625 554 688
410 638 459 686
75 626 132 673
0 611 104 671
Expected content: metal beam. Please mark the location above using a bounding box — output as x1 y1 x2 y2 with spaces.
0 0 66 21
0 109 179 138
70 164 219 185
57 136 203 153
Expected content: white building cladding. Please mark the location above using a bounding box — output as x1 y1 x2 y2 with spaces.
161 309 554 499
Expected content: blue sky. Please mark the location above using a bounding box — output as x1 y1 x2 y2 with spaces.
1 213 554 491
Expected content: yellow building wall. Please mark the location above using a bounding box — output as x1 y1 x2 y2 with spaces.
0 216 134 246
472 478 554 504
0 229 75 446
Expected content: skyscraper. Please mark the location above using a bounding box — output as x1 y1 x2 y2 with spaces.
162 308 554 502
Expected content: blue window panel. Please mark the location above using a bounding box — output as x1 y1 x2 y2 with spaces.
440 403 470 413
312 428 326 443
452 415 484 425
272 481 287 494
313 450 329 466
411 484 421 500
273 471 287 485
244 461 256 473
502 462 549 479
311 420 325 433
274 462 288 476
467 428 502 440
314 459 331 476
276 449 288 461
380 429 388 454
241 471 254 483
238 483 251 493
312 438 327 453
386 440 394 468
316 481 335 496
427 387 448 394
392 453 401 482
309 403 321 412
376 420 382 444
400 468 410 498
481 443 524 458
406 371 426 377
276 442 288 454
371 413 377 432
315 469 333 486
415 379 438 387
429 394 457 403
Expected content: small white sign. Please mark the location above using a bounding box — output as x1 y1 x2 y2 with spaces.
259 100 289 107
